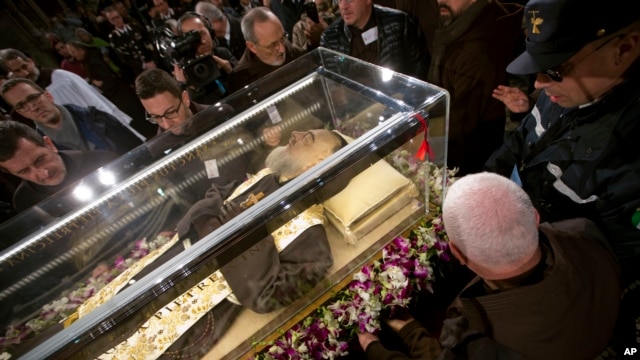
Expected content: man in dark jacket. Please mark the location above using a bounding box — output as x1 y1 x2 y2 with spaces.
196 1 247 60
427 0 523 175
319 1 428 81
0 121 118 212
485 0 640 351
359 173 620 359
1 78 142 156
105 6 158 79
226 7 307 94
174 12 238 105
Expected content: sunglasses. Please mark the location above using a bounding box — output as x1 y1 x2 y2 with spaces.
541 33 625 83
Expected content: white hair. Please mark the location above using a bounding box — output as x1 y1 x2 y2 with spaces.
442 172 538 272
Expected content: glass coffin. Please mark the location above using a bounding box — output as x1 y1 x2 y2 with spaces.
0 48 449 359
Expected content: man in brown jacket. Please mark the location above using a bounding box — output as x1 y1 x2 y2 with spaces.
359 173 621 359
427 0 523 175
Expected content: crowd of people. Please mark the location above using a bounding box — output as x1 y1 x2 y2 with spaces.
0 0 638 358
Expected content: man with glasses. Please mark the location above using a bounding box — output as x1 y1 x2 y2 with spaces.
226 7 307 94
135 68 211 137
0 48 152 139
0 78 142 156
485 0 640 352
134 67 244 179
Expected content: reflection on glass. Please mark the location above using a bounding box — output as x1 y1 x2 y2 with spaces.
0 48 449 360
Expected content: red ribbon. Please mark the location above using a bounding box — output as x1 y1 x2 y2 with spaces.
413 112 434 161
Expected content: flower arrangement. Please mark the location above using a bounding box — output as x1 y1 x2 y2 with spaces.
0 232 175 355
252 163 457 359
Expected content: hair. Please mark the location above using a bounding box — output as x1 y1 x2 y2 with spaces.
66 39 90 52
0 78 44 101
103 5 118 15
265 129 346 178
241 7 279 43
176 11 212 35
195 1 225 23
442 172 539 272
0 49 30 71
135 68 183 99
75 27 94 41
0 120 46 162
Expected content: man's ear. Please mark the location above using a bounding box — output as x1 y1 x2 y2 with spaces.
42 136 58 153
246 40 258 55
617 31 640 66
449 241 467 265
43 91 55 103
181 89 190 107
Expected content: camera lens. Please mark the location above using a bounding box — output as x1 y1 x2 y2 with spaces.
193 63 209 79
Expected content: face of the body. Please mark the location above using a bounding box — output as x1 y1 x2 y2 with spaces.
247 17 287 66
181 17 214 56
3 83 62 128
105 10 125 29
339 0 373 29
437 0 475 27
533 34 631 108
265 129 341 179
0 137 67 186
140 90 192 135
4 57 40 82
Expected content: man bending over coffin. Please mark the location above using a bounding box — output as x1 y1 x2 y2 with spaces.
81 128 347 359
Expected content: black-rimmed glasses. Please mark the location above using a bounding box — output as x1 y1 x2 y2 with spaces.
14 92 45 113
145 99 183 124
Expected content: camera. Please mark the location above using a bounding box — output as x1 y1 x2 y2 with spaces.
154 27 222 89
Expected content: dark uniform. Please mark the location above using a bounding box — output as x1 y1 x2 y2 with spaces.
108 23 157 78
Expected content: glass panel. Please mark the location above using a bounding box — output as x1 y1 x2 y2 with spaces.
0 48 448 359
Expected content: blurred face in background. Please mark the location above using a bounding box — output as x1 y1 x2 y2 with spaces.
66 43 87 61
153 0 170 15
246 16 287 66
105 9 125 29
180 17 214 56
339 0 372 29
4 57 40 82
54 42 71 58
437 0 476 27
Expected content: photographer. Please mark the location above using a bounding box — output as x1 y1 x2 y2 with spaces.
171 12 237 105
